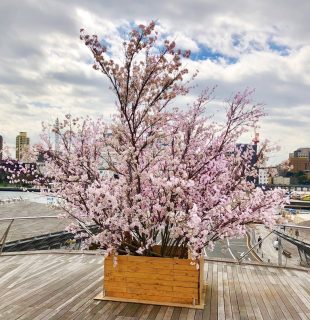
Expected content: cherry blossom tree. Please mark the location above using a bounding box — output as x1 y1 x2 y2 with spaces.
4 22 285 259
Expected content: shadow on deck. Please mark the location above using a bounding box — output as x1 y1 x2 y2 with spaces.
0 252 309 319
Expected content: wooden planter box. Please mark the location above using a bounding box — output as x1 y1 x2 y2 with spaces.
95 255 206 309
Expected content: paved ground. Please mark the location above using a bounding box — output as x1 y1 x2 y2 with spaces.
204 236 260 262
250 220 310 268
251 225 298 266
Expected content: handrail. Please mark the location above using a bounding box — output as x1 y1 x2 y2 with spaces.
0 216 59 221
238 224 309 264
0 215 94 254
273 229 310 248
237 230 274 263
0 219 14 253
277 224 310 230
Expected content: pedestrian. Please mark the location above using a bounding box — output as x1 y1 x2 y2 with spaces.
295 229 300 238
258 235 262 249
273 238 279 250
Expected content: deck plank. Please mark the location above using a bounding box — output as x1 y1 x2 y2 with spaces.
222 265 233 320
245 267 271 320
276 270 310 319
226 264 241 320
232 265 248 319
210 262 218 320
202 261 212 320
217 263 225 320
0 254 310 320
235 265 256 320
241 266 264 320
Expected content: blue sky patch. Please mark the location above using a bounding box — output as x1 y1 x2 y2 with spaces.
117 24 132 39
268 40 290 56
191 45 238 64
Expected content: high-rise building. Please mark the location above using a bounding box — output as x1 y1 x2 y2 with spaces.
16 132 30 160
289 148 310 158
0 134 3 160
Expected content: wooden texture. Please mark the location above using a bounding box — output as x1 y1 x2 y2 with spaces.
103 255 204 307
0 253 309 319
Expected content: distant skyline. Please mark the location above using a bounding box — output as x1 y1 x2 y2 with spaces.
0 0 309 164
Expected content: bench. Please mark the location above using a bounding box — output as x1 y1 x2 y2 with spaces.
282 249 291 258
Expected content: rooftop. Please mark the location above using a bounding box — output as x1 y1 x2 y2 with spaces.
1 252 309 320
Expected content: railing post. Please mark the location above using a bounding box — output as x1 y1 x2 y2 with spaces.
237 230 273 263
278 237 282 266
0 219 14 254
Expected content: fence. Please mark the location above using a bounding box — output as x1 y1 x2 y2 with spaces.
0 217 309 268
0 215 95 253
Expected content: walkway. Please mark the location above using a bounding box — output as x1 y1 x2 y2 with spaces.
0 252 309 319
251 221 310 267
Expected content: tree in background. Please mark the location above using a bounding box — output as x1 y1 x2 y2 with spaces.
4 22 285 260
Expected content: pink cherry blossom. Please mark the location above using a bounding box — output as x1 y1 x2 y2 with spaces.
1 22 285 260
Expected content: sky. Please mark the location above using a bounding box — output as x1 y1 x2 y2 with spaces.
0 0 309 164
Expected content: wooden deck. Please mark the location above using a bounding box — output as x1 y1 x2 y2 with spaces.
0 253 309 320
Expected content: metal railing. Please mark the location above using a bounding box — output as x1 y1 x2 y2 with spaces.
238 224 310 267
0 216 95 254
1 217 309 268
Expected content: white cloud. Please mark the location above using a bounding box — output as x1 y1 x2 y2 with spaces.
0 0 309 163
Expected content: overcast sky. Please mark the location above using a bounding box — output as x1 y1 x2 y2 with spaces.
0 0 309 163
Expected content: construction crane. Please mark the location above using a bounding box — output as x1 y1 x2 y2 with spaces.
252 129 259 145
54 118 60 152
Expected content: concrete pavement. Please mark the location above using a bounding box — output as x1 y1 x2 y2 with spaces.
249 223 307 267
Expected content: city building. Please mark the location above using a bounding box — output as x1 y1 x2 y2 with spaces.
258 168 269 185
0 134 3 160
289 148 310 172
36 152 46 174
273 176 291 185
289 148 310 158
16 132 30 160
236 143 258 184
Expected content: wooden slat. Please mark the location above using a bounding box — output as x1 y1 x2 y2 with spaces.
235 266 256 319
154 306 168 320
1 253 310 320
202 262 212 320
104 255 201 306
226 264 241 320
217 263 225 319
222 264 233 320
210 262 218 319
240 266 264 320
254 267 281 319
276 269 310 318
